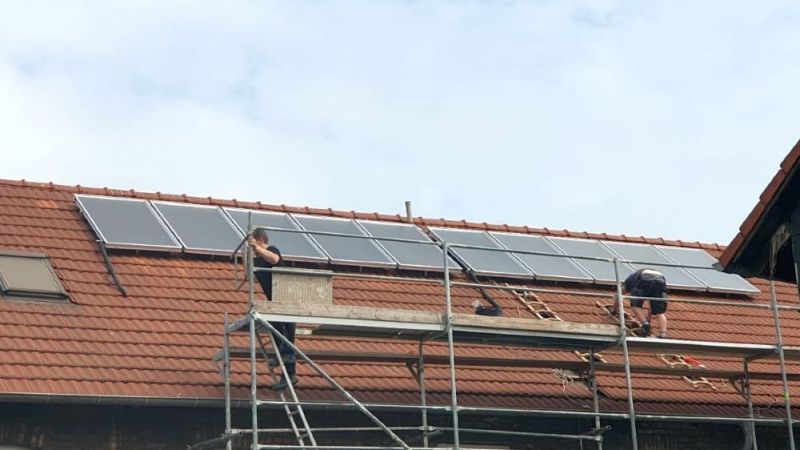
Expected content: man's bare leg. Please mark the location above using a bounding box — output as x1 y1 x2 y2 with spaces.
653 314 667 337
632 306 650 335
632 306 648 324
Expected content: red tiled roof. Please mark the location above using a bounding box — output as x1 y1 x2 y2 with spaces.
0 178 798 420
720 139 800 268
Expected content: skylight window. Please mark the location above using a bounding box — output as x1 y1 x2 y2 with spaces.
0 251 66 299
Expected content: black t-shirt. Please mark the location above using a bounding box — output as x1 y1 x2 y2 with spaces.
624 268 667 298
254 245 282 300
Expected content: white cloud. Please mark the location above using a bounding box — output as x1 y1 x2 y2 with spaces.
0 0 798 243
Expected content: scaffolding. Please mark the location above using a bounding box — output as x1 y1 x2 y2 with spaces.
189 222 800 450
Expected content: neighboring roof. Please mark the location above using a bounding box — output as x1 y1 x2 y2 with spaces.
720 139 800 280
0 178 799 419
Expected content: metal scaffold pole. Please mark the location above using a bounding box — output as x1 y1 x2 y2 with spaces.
247 213 259 450
224 312 233 450
743 360 758 450
614 258 638 450
770 277 796 450
769 234 796 450
589 349 603 450
418 339 429 448
443 242 460 450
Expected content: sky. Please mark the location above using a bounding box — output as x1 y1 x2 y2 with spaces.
1 1 798 245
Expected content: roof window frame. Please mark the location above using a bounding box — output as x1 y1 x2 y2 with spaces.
0 250 67 300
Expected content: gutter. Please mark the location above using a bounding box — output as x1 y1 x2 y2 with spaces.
0 392 237 408
1 393 791 429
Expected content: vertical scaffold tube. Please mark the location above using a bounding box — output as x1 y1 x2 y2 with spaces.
224 313 232 450
418 339 429 448
590 349 603 450
614 258 638 450
744 360 758 450
443 242 460 449
769 277 796 450
248 312 258 450
247 212 258 450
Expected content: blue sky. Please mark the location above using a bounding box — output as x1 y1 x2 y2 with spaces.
1 1 798 244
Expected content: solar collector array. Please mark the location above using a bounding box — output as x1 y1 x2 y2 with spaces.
74 194 759 294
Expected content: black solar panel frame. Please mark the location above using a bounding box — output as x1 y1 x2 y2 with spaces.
223 208 329 263
151 201 244 256
75 195 181 252
292 215 397 269
654 246 759 294
601 241 706 291
357 220 459 272
488 232 593 282
546 236 635 284
428 228 532 279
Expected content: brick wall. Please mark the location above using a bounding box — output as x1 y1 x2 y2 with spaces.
0 403 794 450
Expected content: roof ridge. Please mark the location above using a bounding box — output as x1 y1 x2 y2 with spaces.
0 178 724 251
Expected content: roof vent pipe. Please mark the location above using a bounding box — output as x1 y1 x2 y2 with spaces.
405 201 412 223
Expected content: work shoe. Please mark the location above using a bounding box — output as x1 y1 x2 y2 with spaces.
270 374 299 391
635 322 651 337
657 332 668 339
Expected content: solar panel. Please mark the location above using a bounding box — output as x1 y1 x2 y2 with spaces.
654 246 719 268
151 202 243 255
357 220 458 271
546 237 634 283
292 215 395 267
224 208 328 262
489 232 592 282
602 241 705 290
428 228 531 278
655 246 759 294
75 195 181 251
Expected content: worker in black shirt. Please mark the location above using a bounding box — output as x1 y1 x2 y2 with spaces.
623 268 668 338
248 228 297 390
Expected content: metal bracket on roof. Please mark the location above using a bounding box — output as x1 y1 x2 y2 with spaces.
658 353 717 390
576 351 607 364
98 240 128 297
405 361 419 381
683 376 718 391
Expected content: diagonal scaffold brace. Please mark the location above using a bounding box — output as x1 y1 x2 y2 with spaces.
252 311 413 450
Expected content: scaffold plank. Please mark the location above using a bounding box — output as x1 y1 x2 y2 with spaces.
252 303 619 350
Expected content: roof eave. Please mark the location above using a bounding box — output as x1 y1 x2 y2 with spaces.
721 139 800 281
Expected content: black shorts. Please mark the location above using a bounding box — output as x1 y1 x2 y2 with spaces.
629 292 667 314
650 298 667 315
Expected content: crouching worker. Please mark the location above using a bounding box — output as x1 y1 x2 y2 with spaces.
623 268 668 338
248 227 298 390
